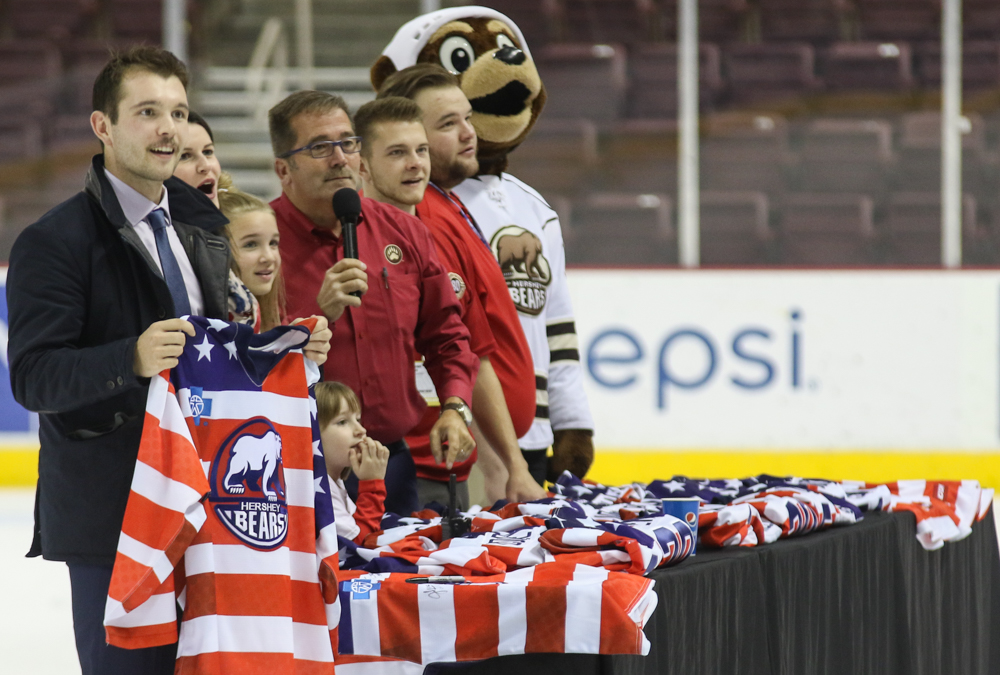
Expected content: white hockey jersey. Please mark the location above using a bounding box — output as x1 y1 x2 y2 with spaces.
454 173 594 450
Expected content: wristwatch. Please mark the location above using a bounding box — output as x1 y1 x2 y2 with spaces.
441 400 473 427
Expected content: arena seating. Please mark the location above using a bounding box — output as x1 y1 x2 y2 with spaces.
700 112 792 195
822 41 916 93
779 193 877 265
916 41 1000 91
106 0 163 44
627 43 723 118
965 0 1000 41
796 118 895 194
854 0 940 42
7 0 97 41
486 0 559 49
895 111 989 194
558 0 657 45
723 43 822 105
535 43 629 123
601 119 677 193
506 118 600 195
884 192 983 265
700 190 774 265
658 0 753 43
757 0 851 43
567 192 676 264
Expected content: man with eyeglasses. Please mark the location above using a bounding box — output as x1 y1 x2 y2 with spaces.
269 90 479 516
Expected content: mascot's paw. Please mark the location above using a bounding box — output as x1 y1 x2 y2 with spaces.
548 429 594 483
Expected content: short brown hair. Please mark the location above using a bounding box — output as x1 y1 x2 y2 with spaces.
268 90 351 158
92 46 188 124
315 382 362 428
353 97 424 159
376 63 459 101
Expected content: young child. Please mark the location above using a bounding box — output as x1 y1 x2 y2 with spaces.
217 174 286 331
315 381 391 543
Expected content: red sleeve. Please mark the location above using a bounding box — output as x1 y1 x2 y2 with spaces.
427 228 498 359
352 479 387 545
410 223 479 406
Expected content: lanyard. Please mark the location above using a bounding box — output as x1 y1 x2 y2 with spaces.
428 183 493 253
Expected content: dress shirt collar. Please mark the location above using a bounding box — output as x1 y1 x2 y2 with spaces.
274 191 366 241
103 168 171 228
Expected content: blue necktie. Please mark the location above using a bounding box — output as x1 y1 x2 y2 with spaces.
147 208 191 317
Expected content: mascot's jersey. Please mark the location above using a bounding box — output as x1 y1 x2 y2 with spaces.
104 317 341 675
454 173 594 450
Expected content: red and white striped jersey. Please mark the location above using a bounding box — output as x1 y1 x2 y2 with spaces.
104 317 341 674
336 562 656 665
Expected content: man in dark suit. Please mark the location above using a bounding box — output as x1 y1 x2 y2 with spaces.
7 46 230 675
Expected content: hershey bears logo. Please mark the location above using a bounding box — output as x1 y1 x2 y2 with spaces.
490 225 551 316
210 418 288 550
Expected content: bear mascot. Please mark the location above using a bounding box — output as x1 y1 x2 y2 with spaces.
372 6 595 487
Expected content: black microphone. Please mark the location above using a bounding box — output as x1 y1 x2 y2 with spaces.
332 187 363 297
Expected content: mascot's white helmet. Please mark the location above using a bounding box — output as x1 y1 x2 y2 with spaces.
380 6 532 70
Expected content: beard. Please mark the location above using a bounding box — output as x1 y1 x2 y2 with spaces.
430 153 479 190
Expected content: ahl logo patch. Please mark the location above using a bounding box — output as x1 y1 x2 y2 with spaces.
188 386 212 426
210 418 288 550
490 225 552 316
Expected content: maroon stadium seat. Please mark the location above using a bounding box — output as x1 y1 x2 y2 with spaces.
916 41 1000 92
965 1 1000 41
486 0 559 49
895 111 988 195
568 192 676 265
883 192 984 265
822 42 915 93
107 0 163 43
558 0 657 45
724 43 822 106
701 112 793 194
603 119 678 193
534 43 628 123
627 43 723 119
700 191 773 265
506 118 599 195
855 0 940 42
798 118 895 194
0 40 62 86
658 0 752 43
8 0 97 40
758 0 851 43
779 193 877 265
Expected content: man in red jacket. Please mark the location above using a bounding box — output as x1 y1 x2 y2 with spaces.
366 69 547 506
268 90 479 515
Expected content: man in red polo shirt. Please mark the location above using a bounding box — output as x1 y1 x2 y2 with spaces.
372 67 547 506
267 90 479 515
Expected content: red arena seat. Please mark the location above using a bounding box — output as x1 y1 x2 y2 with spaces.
701 112 793 195
757 0 851 43
855 0 941 42
658 0 753 43
534 43 628 123
916 41 1000 92
883 192 984 266
822 41 915 93
628 42 723 119
568 192 676 265
724 43 822 106
505 118 600 196
603 119 679 193
485 0 559 48
558 0 657 44
797 118 895 195
779 193 877 265
700 191 774 266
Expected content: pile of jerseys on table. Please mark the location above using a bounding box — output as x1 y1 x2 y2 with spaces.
334 491 697 663
553 472 995 552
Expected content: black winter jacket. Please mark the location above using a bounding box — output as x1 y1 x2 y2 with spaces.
7 155 230 563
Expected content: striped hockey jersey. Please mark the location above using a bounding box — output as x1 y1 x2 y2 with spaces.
337 563 657 665
104 317 342 674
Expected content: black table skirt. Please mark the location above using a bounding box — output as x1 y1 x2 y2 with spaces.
425 509 1000 675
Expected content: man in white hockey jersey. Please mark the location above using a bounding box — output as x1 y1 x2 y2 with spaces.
372 7 595 489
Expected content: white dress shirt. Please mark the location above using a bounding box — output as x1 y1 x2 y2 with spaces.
104 169 205 316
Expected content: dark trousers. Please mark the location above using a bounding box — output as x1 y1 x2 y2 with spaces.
68 562 177 675
346 439 419 516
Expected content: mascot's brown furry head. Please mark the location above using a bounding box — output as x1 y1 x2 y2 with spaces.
372 7 546 176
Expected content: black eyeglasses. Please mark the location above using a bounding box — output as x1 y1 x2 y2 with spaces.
278 136 362 159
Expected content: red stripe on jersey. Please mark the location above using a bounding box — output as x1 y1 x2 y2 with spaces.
378 579 422 663
454 582 500 660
